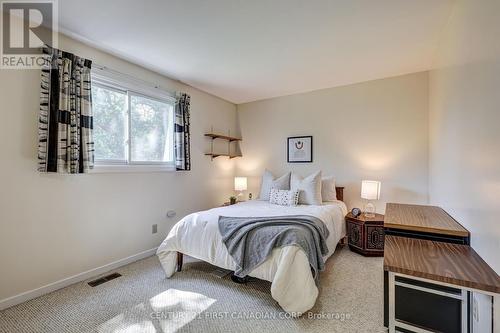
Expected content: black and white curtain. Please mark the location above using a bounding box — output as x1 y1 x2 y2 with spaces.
174 93 191 171
38 47 94 173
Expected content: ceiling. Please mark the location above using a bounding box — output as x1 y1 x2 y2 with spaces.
58 0 454 104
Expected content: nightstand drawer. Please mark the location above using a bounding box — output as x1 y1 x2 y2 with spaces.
366 225 385 250
347 220 363 249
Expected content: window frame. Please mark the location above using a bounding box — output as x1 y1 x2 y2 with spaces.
91 70 176 173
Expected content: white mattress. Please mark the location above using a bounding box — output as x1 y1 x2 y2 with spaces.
157 200 347 314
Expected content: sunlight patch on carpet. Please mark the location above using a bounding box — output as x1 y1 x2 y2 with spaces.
151 289 217 332
97 303 156 333
97 289 216 333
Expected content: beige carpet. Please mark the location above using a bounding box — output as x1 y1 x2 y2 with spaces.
0 246 385 333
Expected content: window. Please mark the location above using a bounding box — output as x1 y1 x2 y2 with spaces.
91 71 175 171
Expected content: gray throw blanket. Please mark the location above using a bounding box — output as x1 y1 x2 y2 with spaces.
218 215 330 284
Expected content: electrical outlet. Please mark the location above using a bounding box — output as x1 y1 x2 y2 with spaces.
152 224 158 234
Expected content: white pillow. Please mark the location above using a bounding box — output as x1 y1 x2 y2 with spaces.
258 170 291 201
321 176 337 201
269 189 300 206
290 171 322 205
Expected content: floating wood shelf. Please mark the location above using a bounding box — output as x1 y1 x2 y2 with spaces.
204 153 242 159
204 133 242 142
205 129 242 160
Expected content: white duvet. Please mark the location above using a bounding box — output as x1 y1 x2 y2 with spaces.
156 200 347 314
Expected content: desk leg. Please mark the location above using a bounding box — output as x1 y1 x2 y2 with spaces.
384 271 388 327
388 272 396 333
462 291 469 332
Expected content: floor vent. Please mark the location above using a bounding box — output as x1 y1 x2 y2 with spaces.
88 273 122 287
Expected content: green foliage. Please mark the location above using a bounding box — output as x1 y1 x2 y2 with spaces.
92 84 173 163
130 95 171 162
92 85 127 161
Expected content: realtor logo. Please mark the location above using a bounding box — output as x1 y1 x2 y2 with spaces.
1 0 57 68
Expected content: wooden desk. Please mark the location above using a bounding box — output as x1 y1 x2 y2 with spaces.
384 236 500 294
384 235 500 333
384 203 470 244
383 203 499 332
383 203 472 327
385 203 470 237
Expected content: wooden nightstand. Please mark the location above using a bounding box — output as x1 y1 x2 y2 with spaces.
346 212 385 256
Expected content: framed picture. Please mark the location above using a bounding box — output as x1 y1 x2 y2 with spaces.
287 136 313 163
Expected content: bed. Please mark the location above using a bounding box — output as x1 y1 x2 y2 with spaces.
156 187 347 314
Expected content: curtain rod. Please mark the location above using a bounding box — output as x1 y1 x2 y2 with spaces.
40 45 178 98
92 62 177 97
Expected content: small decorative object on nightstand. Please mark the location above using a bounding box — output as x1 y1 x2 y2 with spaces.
351 207 362 218
346 212 384 256
223 197 244 206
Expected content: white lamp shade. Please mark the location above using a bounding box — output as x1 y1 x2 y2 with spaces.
361 180 381 200
234 177 248 191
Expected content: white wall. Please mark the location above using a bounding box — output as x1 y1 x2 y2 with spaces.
429 1 500 328
0 33 238 302
429 0 500 274
236 72 430 213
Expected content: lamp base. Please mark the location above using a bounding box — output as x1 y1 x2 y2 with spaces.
364 202 376 218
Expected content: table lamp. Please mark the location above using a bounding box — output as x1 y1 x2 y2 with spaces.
361 180 381 218
234 177 247 198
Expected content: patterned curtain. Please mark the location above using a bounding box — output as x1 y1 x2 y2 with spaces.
38 47 94 174
174 93 191 171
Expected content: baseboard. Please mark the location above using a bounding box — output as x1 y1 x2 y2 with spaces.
0 247 158 310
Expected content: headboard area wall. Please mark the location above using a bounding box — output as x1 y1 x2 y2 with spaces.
235 72 430 213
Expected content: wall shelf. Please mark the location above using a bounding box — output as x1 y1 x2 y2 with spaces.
205 129 242 160
204 153 242 159
204 133 242 142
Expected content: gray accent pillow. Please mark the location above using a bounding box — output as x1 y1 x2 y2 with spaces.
258 170 291 201
290 171 323 205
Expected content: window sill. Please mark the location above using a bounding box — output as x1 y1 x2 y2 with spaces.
91 164 176 173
